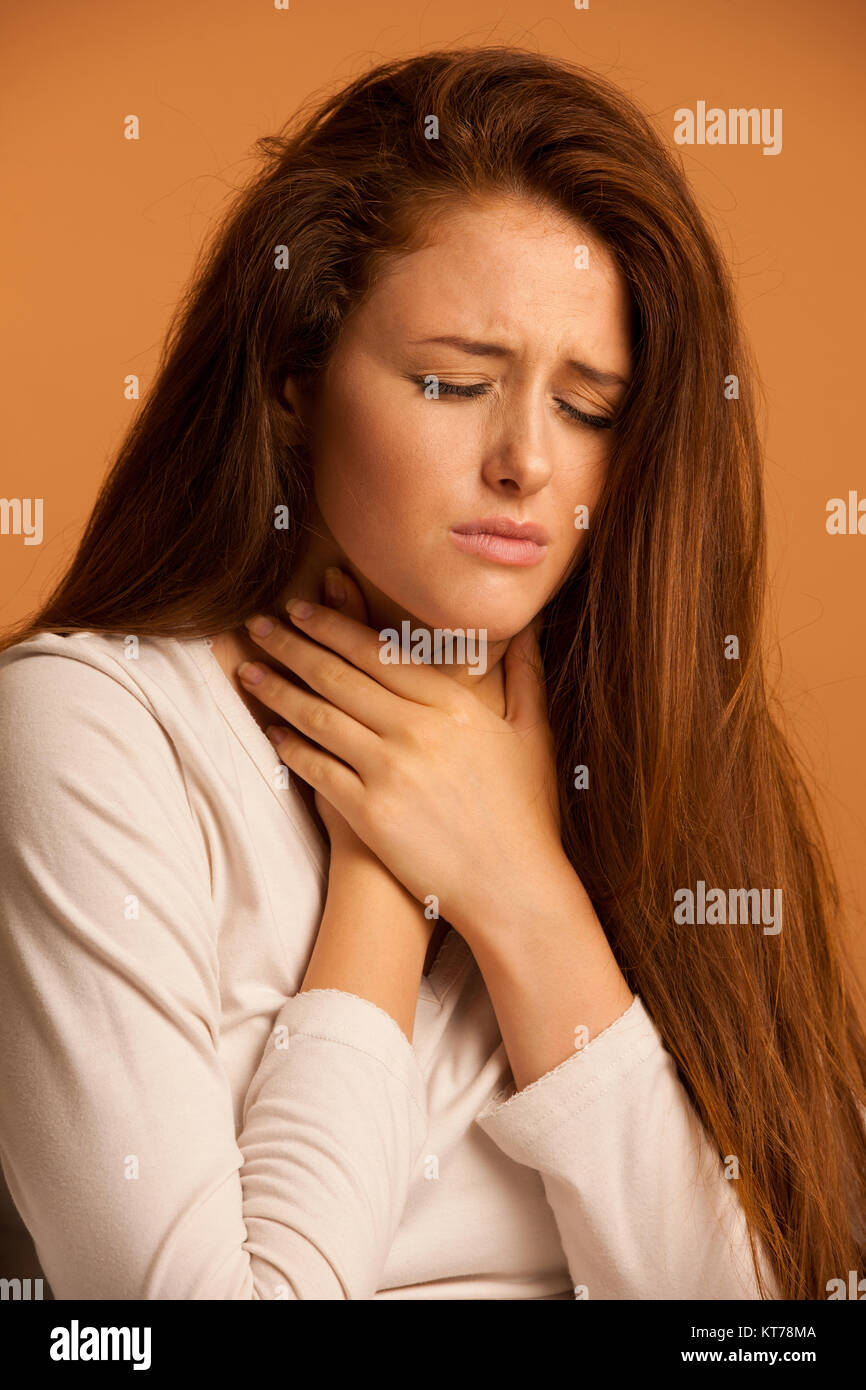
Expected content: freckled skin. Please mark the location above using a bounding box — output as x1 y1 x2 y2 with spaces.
216 196 632 734
288 194 632 643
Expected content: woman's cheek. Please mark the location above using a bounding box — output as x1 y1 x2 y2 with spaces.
312 459 414 593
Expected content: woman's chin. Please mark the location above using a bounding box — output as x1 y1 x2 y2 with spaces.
350 567 544 645
388 602 538 647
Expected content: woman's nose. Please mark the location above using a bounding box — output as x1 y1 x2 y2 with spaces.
479 404 554 496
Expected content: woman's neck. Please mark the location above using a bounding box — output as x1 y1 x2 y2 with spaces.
278 525 510 717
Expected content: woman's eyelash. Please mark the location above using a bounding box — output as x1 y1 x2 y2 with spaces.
410 377 613 430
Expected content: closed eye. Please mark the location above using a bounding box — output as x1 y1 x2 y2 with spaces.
409 376 614 430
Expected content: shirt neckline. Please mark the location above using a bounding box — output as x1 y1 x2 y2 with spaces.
418 924 472 1004
181 635 327 885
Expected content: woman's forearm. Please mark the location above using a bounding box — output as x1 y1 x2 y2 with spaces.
300 843 437 1041
453 853 634 1093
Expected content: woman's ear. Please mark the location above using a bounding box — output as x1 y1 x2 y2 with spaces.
282 374 303 417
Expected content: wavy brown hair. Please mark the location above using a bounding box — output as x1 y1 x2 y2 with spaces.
4 46 865 1298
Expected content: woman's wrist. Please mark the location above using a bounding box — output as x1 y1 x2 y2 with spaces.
445 851 634 1091
301 840 436 1041
444 846 583 948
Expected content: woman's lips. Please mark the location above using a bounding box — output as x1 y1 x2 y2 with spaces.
449 516 549 568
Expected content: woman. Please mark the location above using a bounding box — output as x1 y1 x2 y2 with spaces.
0 46 864 1301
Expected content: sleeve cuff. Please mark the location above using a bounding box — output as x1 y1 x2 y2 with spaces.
474 995 665 1162
278 987 428 1120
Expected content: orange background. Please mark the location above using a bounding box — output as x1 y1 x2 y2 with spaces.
2 0 864 983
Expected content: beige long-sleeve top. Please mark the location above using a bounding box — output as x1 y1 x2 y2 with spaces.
0 630 776 1299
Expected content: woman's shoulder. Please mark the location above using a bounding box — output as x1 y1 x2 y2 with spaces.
0 629 213 794
0 630 223 866
0 628 204 721
0 626 191 677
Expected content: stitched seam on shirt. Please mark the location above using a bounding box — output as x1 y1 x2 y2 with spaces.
581 994 643 1050
479 998 649 1116
187 638 328 887
296 986 410 1041
283 1031 427 1121
496 996 645 1106
484 1034 657 1132
501 1039 660 1145
557 1038 662 1125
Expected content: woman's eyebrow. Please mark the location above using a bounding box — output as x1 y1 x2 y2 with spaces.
407 334 628 388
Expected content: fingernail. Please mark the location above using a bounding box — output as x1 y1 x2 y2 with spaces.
287 598 314 620
324 567 347 607
244 614 275 637
238 661 265 684
266 725 289 746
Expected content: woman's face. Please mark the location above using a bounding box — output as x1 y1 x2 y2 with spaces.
290 194 632 642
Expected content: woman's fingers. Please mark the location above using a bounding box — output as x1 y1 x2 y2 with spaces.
243 618 399 736
314 569 373 846
238 658 380 775
243 568 472 744
264 723 365 813
282 598 466 712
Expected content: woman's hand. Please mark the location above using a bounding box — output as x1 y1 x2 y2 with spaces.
309 569 376 859
242 575 634 1077
239 589 566 939
258 568 440 1039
